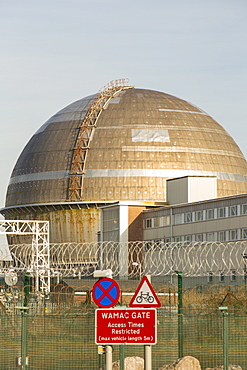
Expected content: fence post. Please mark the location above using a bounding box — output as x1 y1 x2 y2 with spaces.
23 272 30 307
16 306 29 370
219 306 228 370
120 344 125 370
175 271 183 358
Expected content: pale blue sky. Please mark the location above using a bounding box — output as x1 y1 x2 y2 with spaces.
1 0 247 209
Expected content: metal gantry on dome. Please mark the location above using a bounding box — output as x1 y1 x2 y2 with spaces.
68 78 134 201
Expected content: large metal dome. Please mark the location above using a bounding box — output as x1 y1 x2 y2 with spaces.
3 80 247 242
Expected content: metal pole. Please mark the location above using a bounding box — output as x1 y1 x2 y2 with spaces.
105 345 112 370
144 275 152 370
120 344 125 370
21 309 27 370
175 271 183 358
144 346 152 370
16 307 29 370
243 254 247 288
220 307 228 370
24 272 30 308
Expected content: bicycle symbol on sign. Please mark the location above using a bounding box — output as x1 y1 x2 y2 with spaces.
136 291 154 304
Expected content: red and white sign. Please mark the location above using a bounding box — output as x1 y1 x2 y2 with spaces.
95 308 156 345
129 276 161 308
92 277 120 308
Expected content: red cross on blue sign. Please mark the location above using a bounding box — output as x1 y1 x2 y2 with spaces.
92 278 120 308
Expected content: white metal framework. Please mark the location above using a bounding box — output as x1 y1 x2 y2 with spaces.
0 220 50 292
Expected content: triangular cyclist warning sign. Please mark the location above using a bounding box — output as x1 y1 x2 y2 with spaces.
129 276 161 307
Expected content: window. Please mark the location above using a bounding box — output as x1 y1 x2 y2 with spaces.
229 229 238 241
175 236 181 242
154 239 163 247
241 228 247 239
218 231 226 242
195 210 203 222
206 209 214 220
153 217 162 227
219 272 225 282
195 234 203 242
208 272 213 283
102 207 119 242
231 270 236 282
184 235 192 242
145 219 153 228
185 212 193 223
217 207 226 218
174 214 183 225
164 216 170 226
206 233 215 242
229 205 238 216
241 204 247 215
165 237 171 243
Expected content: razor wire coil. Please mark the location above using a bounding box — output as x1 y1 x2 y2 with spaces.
1 241 247 278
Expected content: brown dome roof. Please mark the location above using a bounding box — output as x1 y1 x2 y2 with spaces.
5 87 247 207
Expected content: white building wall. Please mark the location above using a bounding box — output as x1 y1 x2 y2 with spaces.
167 176 217 205
188 177 217 203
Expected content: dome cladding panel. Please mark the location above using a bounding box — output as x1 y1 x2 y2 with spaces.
5 88 247 207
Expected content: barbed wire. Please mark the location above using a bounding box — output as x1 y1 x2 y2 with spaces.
1 241 246 278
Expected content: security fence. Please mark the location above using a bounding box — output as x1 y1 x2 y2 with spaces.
1 241 247 368
0 285 247 369
3 240 247 280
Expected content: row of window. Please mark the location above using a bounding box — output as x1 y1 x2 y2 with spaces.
145 215 170 228
152 228 247 243
208 270 239 283
208 270 247 283
144 204 247 229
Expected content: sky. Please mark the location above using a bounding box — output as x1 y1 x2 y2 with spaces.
0 0 247 213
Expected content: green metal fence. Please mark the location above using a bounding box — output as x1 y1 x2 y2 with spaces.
0 308 247 369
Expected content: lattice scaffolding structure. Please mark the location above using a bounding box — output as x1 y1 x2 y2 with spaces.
0 220 50 292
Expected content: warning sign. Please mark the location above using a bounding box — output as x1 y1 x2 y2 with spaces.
129 276 161 308
95 308 156 345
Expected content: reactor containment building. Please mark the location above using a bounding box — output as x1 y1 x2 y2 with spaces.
2 79 247 243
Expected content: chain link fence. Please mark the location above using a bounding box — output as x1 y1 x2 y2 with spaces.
0 284 247 369
1 241 247 368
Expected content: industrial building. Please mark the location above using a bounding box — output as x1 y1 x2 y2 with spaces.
142 178 247 244
1 79 247 245
100 177 247 244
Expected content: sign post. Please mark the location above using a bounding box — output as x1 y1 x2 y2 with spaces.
129 276 161 370
93 274 160 370
92 275 120 370
105 346 112 369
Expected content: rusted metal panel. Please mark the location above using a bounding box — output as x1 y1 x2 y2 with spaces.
6 208 100 244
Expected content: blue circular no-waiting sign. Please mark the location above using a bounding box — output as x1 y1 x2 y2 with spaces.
92 277 120 308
